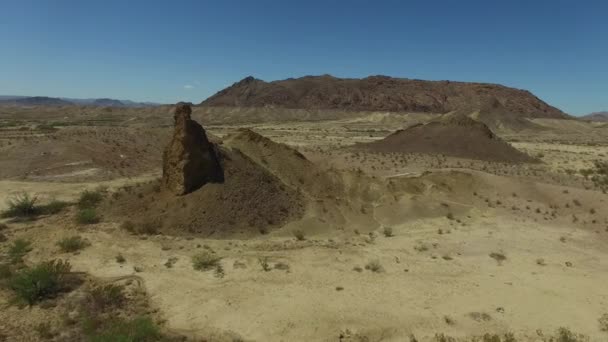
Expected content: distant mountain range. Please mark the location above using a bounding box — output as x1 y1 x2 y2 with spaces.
0 95 162 107
581 111 608 122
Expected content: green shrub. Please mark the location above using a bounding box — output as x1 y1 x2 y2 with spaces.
86 316 161 342
2 193 39 218
77 208 100 224
8 239 32 264
40 199 70 215
78 190 104 209
57 236 90 253
192 251 222 271
9 259 71 305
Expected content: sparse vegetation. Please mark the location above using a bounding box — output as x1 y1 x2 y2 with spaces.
8 239 32 264
84 315 161 341
115 254 126 264
77 189 104 209
382 226 394 237
57 236 90 253
192 251 222 271
258 257 271 271
40 199 70 215
2 193 39 218
89 284 125 311
599 313 608 332
8 259 72 305
365 260 384 273
77 208 100 224
292 229 305 241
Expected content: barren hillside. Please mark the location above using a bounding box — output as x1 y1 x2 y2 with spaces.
201 75 568 120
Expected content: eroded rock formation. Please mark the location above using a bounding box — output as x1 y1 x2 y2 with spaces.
162 103 223 195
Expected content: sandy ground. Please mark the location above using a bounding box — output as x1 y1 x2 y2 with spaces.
1 109 608 341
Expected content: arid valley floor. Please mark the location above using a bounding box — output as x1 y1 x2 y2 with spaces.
1 105 608 341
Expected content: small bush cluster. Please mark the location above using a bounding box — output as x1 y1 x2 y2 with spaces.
77 208 100 224
84 316 161 341
1 193 39 218
89 284 126 311
8 239 32 264
57 236 90 253
192 251 222 271
77 189 104 209
8 259 72 305
2 193 70 219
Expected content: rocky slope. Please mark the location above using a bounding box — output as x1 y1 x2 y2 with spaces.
200 75 568 120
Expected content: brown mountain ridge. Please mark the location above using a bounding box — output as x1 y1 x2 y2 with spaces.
200 75 568 120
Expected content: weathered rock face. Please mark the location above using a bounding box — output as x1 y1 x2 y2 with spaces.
162 103 223 195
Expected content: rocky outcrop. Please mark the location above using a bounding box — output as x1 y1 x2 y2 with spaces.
162 103 223 195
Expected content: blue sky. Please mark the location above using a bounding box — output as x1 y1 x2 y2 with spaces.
0 0 606 115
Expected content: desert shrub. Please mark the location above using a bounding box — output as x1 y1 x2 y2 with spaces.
115 254 126 264
274 262 290 271
2 193 39 218
489 252 507 265
192 251 222 271
292 230 305 241
40 199 70 215
9 259 72 305
57 236 90 253
599 313 608 332
555 327 585 342
8 239 32 264
85 316 161 342
89 284 125 311
383 226 394 237
365 260 384 273
78 189 104 209
258 257 271 272
77 208 100 224
214 264 225 278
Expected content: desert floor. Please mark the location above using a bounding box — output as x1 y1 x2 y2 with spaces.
1 108 607 341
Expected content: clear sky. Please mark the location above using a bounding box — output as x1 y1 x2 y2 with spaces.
0 0 606 115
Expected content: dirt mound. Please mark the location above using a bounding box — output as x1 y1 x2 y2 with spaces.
200 75 568 120
357 114 537 163
106 113 306 237
162 104 223 195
